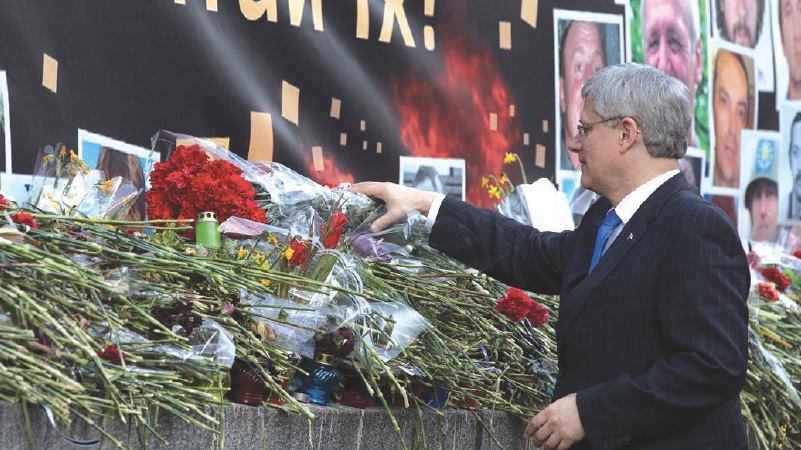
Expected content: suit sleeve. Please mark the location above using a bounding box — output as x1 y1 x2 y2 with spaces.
576 203 750 447
429 196 574 294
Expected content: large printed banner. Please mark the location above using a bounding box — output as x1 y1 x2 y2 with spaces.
2 0 796 245
2 0 625 210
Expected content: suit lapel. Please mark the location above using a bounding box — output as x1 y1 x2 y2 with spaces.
557 174 688 339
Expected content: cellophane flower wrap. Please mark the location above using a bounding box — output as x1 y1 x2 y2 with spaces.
26 144 142 220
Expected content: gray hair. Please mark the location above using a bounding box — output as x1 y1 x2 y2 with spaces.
581 62 690 158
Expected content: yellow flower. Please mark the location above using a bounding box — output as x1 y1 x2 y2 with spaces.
481 177 490 188
59 145 67 158
254 253 266 266
236 247 248 259
488 185 501 199
260 279 272 287
282 247 295 260
98 180 114 194
503 152 517 164
42 154 53 165
69 168 77 178
185 248 197 255
69 150 78 162
498 173 508 185
267 235 278 246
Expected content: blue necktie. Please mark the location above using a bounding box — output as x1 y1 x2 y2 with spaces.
589 209 622 273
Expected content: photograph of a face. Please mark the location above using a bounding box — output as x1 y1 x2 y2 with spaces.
709 42 756 191
78 129 160 221
737 129 780 243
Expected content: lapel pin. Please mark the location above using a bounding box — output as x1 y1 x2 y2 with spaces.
627 233 634 240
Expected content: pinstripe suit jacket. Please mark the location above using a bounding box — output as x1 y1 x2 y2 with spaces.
429 174 750 449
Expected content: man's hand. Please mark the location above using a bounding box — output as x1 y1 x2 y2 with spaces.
350 182 438 232
524 394 585 450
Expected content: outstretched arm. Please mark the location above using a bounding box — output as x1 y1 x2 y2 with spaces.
350 182 439 232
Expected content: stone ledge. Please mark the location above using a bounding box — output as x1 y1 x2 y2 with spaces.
0 401 526 450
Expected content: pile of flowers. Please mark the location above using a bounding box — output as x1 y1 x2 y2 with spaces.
0 135 557 450
743 243 801 447
9 133 801 449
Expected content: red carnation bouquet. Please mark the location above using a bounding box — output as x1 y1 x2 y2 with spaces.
145 144 266 227
495 287 549 327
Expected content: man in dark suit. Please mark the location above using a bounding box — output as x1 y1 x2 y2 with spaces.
352 63 749 449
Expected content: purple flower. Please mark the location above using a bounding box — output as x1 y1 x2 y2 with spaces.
221 302 235 316
350 235 392 262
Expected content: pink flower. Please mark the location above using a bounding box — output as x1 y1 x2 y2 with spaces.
756 281 780 302
220 303 235 315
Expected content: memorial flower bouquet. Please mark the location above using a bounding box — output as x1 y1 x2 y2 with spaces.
483 151 534 225
26 144 142 221
145 143 267 233
481 152 526 204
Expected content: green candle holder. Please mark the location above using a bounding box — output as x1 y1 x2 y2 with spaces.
195 211 221 249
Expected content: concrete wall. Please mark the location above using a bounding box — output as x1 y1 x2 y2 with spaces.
0 401 527 450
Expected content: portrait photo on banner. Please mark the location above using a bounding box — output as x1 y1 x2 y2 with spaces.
552 9 624 214
737 129 781 244
629 0 708 153
780 102 801 221
773 0 801 107
78 129 160 221
709 40 757 192
711 0 774 91
398 156 465 201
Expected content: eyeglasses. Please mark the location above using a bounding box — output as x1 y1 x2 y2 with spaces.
577 116 625 139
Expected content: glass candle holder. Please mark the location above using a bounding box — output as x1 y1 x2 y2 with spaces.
297 352 341 406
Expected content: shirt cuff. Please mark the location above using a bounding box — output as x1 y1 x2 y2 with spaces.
426 193 446 231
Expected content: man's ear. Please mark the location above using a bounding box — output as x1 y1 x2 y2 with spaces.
619 117 639 152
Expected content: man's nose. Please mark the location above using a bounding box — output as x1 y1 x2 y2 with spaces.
654 41 671 74
794 11 801 40
736 0 747 20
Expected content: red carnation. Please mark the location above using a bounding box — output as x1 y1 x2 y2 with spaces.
495 287 534 322
759 267 792 292
526 302 550 327
97 344 126 365
0 194 9 211
794 250 801 260
10 212 38 230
